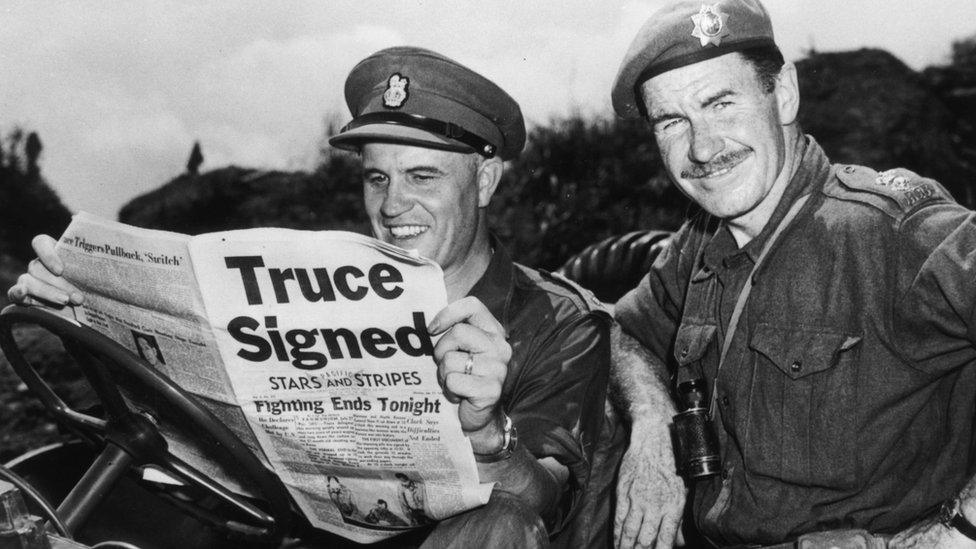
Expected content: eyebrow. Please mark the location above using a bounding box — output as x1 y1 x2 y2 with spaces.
647 109 681 127
700 89 737 108
362 165 447 176
405 165 446 175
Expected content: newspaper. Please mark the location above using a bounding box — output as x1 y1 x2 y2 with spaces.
54 212 493 543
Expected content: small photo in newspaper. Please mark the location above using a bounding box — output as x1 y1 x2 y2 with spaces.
327 472 432 531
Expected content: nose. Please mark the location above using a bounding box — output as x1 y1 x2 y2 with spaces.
380 177 412 218
688 120 724 164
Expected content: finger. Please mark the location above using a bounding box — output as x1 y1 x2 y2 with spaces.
437 350 470 403
428 296 506 337
9 273 69 306
614 494 631 548
443 369 503 404
438 350 471 379
636 515 662 548
656 510 681 549
32 235 64 275
432 323 497 362
6 285 34 306
617 500 646 549
27 258 83 304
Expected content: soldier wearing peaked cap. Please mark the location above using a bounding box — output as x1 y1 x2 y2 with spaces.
606 1 976 548
328 47 613 548
7 47 613 548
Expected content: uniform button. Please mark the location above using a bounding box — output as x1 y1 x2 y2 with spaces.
721 395 730 407
722 466 732 480
680 347 689 358
790 360 802 373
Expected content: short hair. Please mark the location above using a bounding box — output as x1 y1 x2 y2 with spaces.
737 44 785 94
377 499 387 505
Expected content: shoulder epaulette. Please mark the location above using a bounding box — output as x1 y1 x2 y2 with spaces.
827 164 949 218
532 267 612 315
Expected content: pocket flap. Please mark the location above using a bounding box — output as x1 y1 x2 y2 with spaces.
749 323 861 379
673 324 717 366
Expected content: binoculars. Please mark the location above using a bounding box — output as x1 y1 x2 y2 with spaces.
673 379 722 479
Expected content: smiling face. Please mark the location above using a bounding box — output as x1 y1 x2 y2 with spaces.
361 143 500 288
641 53 798 234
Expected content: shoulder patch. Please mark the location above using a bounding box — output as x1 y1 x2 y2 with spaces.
830 164 949 217
534 268 612 315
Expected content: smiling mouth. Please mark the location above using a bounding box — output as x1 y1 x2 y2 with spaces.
700 165 735 179
388 225 429 239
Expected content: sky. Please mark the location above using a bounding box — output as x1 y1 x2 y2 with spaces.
2 1 975 220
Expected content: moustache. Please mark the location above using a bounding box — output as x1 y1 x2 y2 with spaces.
680 149 750 179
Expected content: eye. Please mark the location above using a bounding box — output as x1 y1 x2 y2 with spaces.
410 173 437 184
654 117 686 134
364 173 388 187
713 100 733 111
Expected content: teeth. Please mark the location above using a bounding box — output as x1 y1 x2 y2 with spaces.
390 225 428 238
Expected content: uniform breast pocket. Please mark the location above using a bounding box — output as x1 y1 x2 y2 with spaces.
745 323 862 489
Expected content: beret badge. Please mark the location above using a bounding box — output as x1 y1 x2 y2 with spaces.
692 3 731 47
382 73 409 108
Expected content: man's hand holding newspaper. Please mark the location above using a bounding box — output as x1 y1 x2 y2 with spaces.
8 234 84 308
8 213 498 544
429 297 510 454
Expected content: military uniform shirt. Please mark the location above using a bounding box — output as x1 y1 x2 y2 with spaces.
615 137 976 545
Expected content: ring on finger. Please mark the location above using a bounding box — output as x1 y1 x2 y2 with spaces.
463 353 474 376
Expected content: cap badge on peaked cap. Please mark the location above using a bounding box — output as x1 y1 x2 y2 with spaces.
382 73 410 108
691 3 731 47
330 46 526 159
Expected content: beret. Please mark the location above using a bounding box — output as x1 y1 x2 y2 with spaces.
611 0 776 118
329 46 526 160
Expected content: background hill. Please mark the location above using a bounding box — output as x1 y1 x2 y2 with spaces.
2 44 976 460
116 47 976 271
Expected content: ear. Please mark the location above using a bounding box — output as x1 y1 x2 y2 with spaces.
476 156 504 208
774 61 800 126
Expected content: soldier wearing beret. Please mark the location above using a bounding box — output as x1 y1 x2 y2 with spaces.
9 47 613 548
608 0 976 547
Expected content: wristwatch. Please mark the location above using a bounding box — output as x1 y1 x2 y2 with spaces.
473 414 518 464
939 498 976 541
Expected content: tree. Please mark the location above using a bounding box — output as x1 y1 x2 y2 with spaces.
186 141 204 175
0 128 72 263
491 116 685 270
952 35 976 71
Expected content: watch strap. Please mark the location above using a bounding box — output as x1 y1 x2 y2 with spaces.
941 498 976 541
473 415 518 463
951 511 976 541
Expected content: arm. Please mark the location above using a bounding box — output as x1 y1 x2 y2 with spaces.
427 296 566 519
611 324 686 549
889 476 976 548
610 232 691 549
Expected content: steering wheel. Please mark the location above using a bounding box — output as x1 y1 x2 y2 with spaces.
0 305 292 544
557 230 672 303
